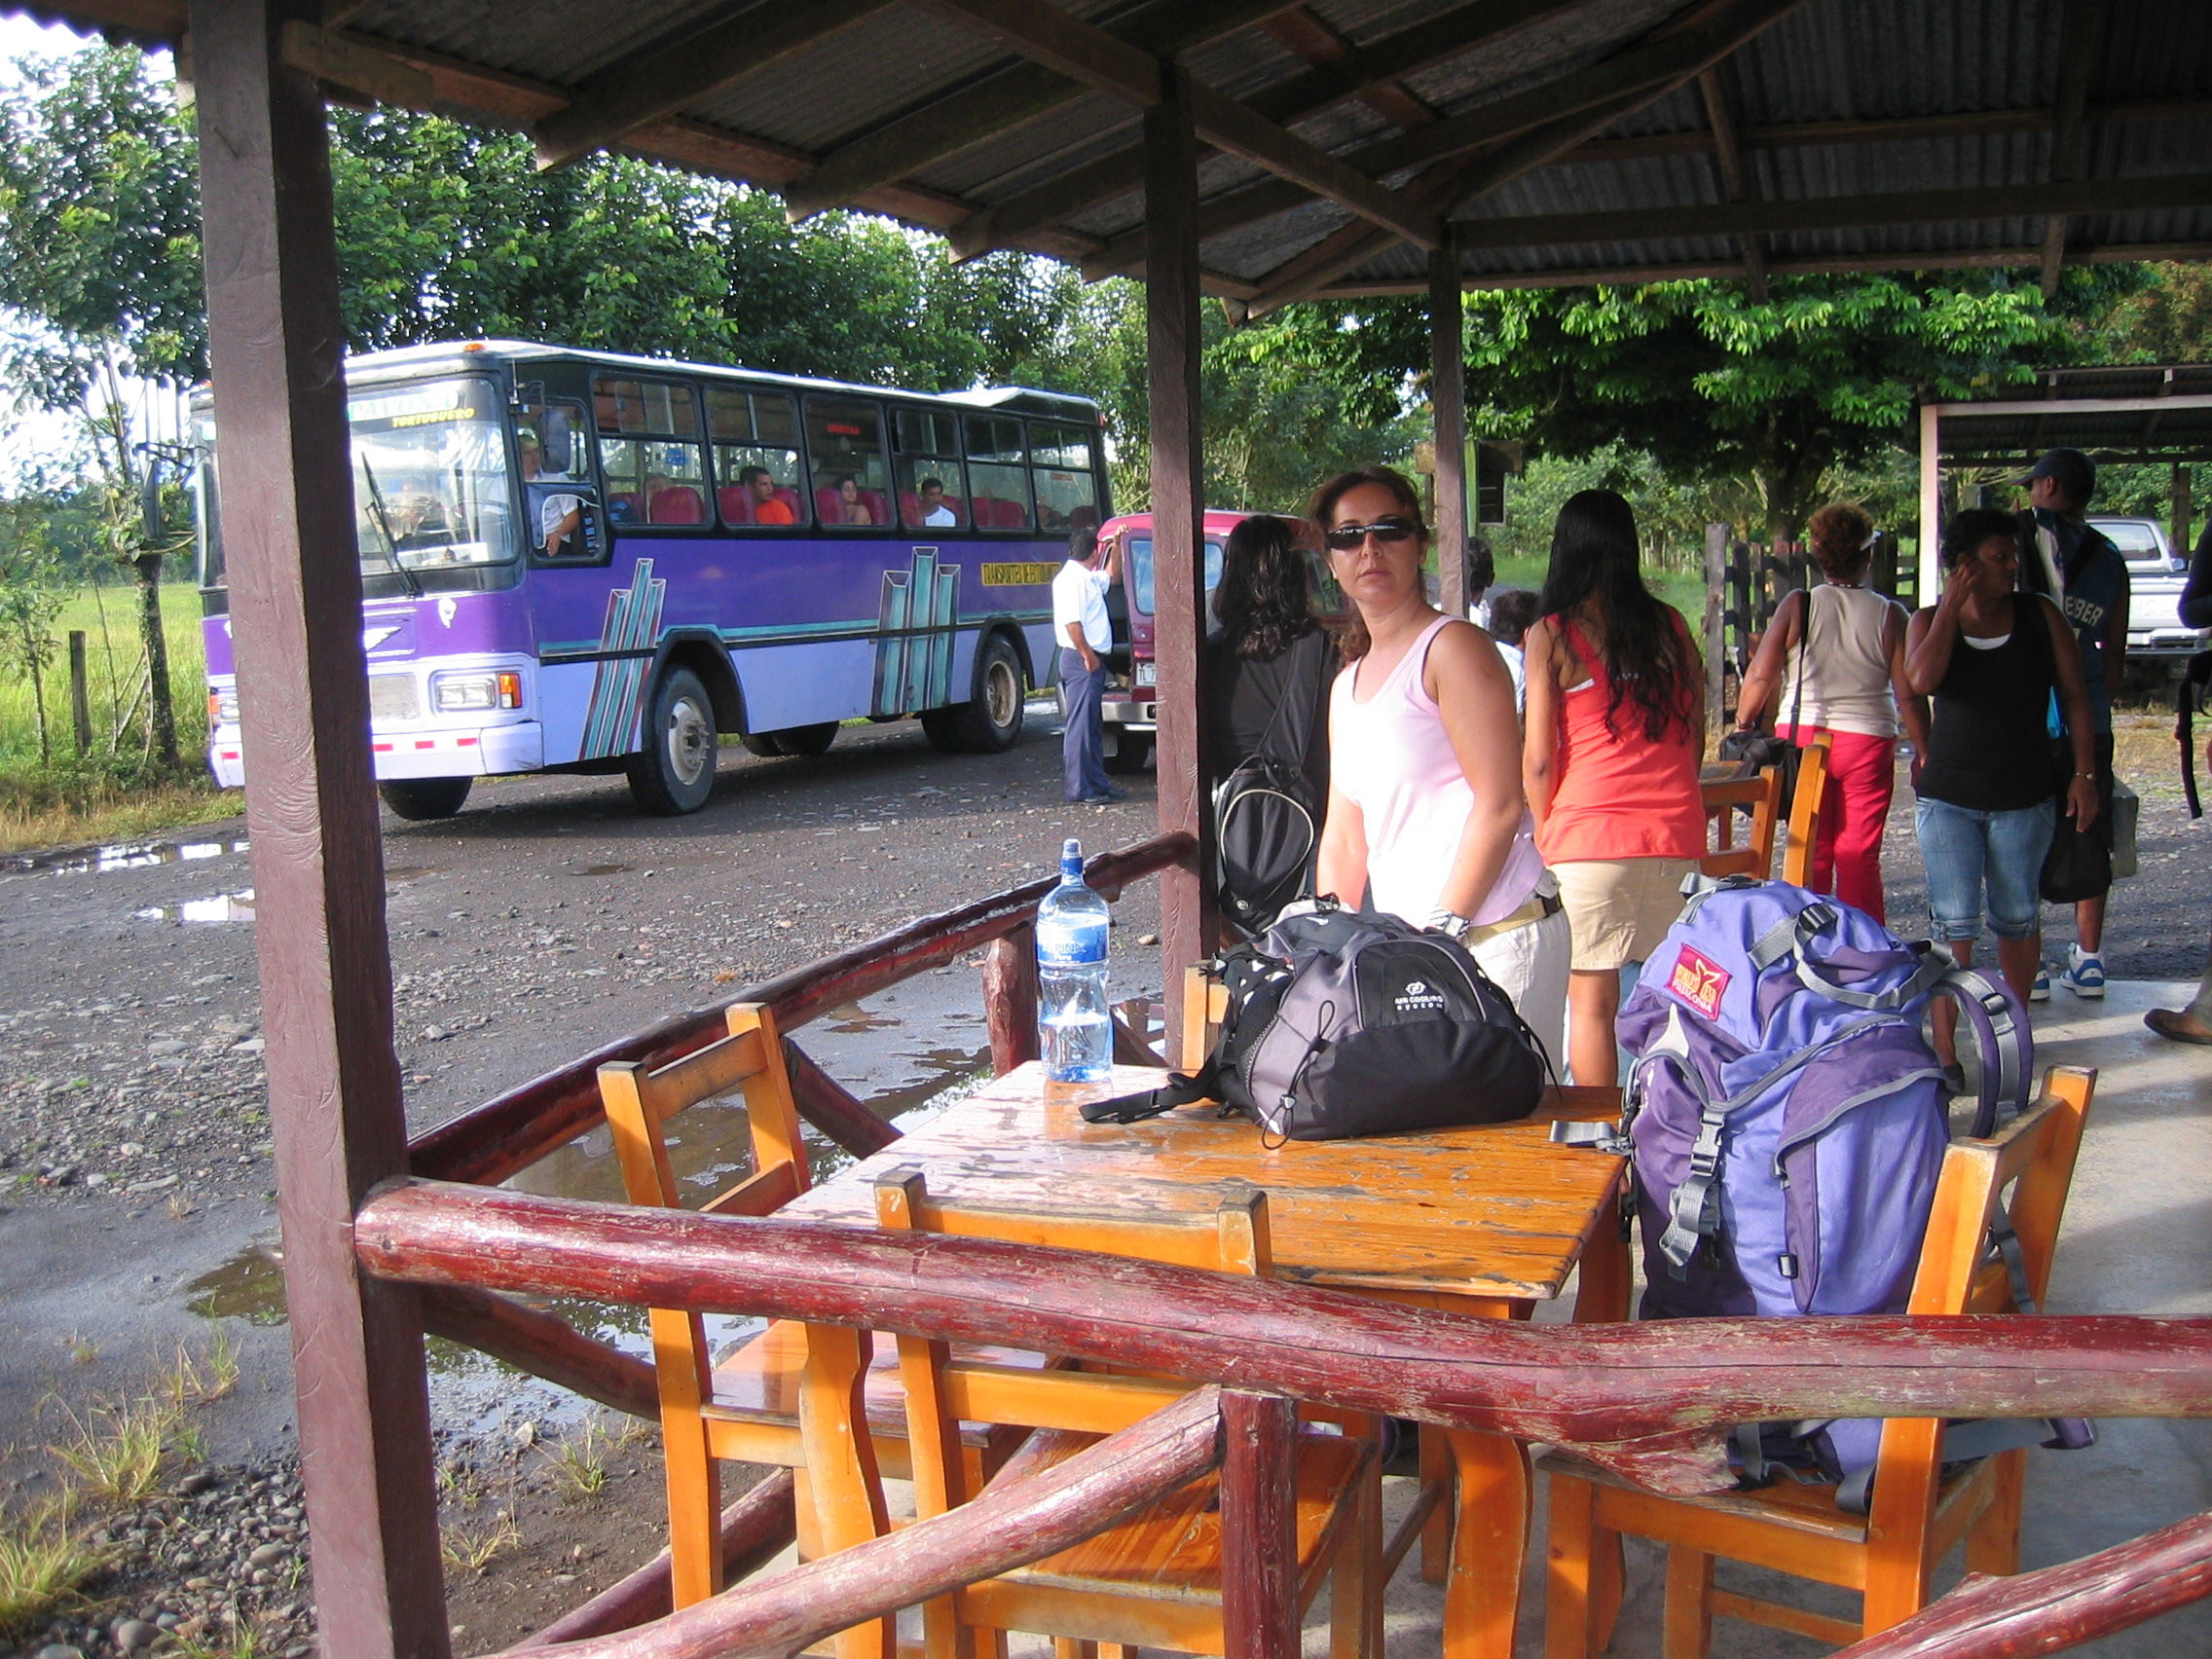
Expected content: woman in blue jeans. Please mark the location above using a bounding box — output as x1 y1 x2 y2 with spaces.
1905 507 2099 1075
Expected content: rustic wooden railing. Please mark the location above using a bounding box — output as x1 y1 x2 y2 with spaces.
352 1179 2212 1658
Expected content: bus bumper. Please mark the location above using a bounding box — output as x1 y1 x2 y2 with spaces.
208 721 543 786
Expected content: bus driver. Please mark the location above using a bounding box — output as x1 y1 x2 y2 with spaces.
518 430 583 557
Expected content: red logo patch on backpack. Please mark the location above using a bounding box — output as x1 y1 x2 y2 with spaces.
1668 945 1730 1018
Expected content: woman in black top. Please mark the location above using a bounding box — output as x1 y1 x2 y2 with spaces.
1905 507 2097 1069
1204 514 1335 932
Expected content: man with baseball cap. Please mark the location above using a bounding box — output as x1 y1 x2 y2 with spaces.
2015 446 2130 1000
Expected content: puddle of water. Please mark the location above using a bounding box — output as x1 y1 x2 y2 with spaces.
821 1000 899 1035
15 837 250 875
136 889 257 923
185 1243 289 1324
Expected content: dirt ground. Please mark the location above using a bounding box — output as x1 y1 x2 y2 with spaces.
1 697 2204 1655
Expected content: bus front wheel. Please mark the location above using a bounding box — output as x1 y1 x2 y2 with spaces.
628 667 719 816
379 777 472 820
923 634 1025 755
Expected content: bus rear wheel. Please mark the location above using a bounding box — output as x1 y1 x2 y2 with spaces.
378 777 472 820
922 634 1025 754
627 667 719 816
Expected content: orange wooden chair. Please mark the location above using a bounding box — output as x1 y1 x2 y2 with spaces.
599 1003 1042 1609
1543 1063 2096 1658
1780 732 1833 888
1697 765 1785 880
847 1169 1382 1659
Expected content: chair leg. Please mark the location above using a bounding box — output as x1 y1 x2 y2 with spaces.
1052 1641 1097 1659
1965 1449 2027 1578
1419 1425 1452 1585
1861 1535 1935 1635
1592 1530 1625 1653
1543 1474 1600 1659
1442 1429 1530 1659
1330 1451 1383 1659
1660 1548 1712 1659
661 1419 722 1607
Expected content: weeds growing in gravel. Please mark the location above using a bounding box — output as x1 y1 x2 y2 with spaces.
441 1513 522 1574
62 1330 97 1367
162 1325 240 1410
47 1394 182 1505
0 1492 110 1638
541 1416 614 1499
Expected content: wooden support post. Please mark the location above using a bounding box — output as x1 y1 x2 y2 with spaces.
981 928 1040 1076
2173 461 2194 559
1703 524 1727 730
1918 403 1943 601
1219 1389 1300 1659
1146 65 1216 1025
1428 236 1467 616
187 4 450 1656
67 630 92 757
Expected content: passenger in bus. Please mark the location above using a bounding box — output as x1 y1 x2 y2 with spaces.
518 430 582 557
918 477 957 528
740 465 795 526
833 474 873 526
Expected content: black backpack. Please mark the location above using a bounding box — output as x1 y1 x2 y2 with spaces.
1213 645 1326 937
1086 903 1548 1142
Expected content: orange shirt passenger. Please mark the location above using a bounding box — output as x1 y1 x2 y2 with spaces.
742 466 795 525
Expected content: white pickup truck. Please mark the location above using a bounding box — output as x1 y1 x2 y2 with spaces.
2088 516 2209 692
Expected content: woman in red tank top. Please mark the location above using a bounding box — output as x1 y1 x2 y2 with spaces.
1523 490 1706 1087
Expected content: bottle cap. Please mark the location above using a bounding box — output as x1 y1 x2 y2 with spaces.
1061 837 1084 876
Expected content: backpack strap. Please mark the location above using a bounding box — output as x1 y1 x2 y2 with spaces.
1927 966 2027 1137
1755 904 1952 1011
1080 1064 1219 1124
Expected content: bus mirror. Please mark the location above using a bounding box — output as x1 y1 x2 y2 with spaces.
542 411 575 475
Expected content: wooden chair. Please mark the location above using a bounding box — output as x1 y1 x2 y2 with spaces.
856 1169 1382 1659
1698 765 1785 880
599 1003 1041 1609
1542 1064 2096 1658
1780 732 1833 888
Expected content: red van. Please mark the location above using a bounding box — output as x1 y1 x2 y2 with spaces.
1085 508 1247 773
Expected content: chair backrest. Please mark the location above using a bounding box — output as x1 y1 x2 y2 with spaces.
719 485 752 525
1866 1065 2095 1530
816 486 845 525
1699 766 1785 879
648 484 706 525
1779 734 1833 887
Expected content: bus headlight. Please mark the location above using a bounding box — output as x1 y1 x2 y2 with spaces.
432 671 524 712
209 689 240 724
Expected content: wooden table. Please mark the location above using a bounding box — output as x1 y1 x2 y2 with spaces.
779 1061 1632 1659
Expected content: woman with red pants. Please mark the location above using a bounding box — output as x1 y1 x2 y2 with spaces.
1732 502 1929 923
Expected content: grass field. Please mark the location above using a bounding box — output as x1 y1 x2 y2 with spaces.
1488 554 1704 622
0 583 238 853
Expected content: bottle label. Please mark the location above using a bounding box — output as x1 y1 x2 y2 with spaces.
1036 917 1107 966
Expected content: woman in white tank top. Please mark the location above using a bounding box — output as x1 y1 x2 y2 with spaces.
1732 502 1930 922
1310 465 1568 1069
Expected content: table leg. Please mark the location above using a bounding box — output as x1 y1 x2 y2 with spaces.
1443 1428 1532 1659
1572 1201 1631 1325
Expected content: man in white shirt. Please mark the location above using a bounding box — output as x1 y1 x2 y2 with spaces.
917 477 957 528
1051 527 1122 803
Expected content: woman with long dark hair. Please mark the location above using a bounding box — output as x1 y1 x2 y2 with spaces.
1523 489 1706 1087
1204 514 1336 931
1312 465 1568 1064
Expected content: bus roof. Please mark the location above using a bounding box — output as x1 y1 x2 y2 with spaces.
188 339 1101 424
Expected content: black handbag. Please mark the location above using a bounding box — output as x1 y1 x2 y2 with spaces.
2039 737 2112 903
1721 588 1818 811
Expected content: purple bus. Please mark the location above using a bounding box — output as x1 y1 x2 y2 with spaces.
195 341 1106 818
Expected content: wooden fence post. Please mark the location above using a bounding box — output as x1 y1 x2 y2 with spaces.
68 630 92 757
981 929 1039 1077
1219 1389 1300 1659
189 2 449 1654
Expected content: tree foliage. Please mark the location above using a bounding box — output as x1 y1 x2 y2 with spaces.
1244 271 2144 540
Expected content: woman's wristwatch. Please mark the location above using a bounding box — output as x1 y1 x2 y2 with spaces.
1427 909 1474 940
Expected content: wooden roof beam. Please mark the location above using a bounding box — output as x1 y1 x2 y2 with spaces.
1697 66 1768 298
782 0 1288 225
1260 6 1436 133
947 0 1581 261
532 0 894 172
914 0 1439 249
2040 0 2103 298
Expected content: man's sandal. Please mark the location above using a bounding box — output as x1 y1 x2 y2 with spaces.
2145 1009 2212 1047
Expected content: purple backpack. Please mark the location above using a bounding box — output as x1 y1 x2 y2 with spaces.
1613 879 2067 1506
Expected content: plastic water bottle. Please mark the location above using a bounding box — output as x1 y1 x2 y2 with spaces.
1036 838 1112 1084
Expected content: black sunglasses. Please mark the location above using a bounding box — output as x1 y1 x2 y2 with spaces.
1324 517 1419 551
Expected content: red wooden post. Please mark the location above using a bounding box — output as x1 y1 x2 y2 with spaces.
189 3 449 1653
1429 236 1468 616
981 928 1040 1076
1219 1389 1301 1659
1145 64 1217 1028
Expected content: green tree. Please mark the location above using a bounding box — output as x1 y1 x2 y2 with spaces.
1244 271 2143 542
0 496 69 762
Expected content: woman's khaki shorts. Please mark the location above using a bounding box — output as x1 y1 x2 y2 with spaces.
1553 857 1701 972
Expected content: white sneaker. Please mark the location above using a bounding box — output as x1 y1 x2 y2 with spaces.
2059 947 2106 998
2029 965 2051 1003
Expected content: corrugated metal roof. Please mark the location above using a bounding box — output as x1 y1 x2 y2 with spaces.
22 0 2212 301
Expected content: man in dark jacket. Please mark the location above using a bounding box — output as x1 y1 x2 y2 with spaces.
2015 447 2130 1000
2146 524 2212 1045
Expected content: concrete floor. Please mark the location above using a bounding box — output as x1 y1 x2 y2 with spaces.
1345 977 2212 1658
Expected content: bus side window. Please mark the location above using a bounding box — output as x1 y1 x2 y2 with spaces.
517 397 603 563
893 406 966 531
1028 420 1097 535
803 393 892 529
964 415 1032 532
708 385 808 529
593 375 707 530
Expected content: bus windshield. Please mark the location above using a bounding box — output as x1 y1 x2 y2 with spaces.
348 377 514 574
